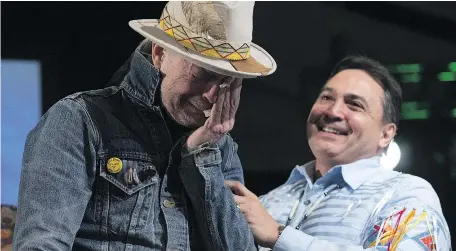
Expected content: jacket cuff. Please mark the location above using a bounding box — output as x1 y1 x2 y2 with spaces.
181 141 222 167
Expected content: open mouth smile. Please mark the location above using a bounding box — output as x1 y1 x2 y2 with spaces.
316 125 350 136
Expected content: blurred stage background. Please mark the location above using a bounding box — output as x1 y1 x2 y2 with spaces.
2 1 456 246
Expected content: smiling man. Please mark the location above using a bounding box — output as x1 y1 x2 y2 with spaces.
226 55 451 250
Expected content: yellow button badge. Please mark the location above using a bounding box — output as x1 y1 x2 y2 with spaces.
107 157 123 174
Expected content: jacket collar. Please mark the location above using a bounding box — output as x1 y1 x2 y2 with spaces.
120 40 161 108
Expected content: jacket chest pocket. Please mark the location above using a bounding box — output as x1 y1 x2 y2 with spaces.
97 152 160 235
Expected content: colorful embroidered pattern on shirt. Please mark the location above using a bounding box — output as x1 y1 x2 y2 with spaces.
364 207 438 251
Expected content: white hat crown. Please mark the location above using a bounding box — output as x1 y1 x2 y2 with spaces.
160 1 255 60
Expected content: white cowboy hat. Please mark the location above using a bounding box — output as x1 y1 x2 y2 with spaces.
129 1 276 79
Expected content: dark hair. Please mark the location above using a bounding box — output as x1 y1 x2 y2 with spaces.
328 55 402 127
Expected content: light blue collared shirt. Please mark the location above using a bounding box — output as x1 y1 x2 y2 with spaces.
260 156 451 251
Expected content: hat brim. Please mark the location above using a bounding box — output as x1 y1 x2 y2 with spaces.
129 19 277 79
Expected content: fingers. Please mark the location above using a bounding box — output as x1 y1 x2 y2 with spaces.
204 77 242 136
233 194 248 204
229 78 242 121
225 180 256 197
210 85 225 128
221 81 231 128
233 195 250 214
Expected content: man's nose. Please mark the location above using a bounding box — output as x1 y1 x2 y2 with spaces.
203 84 219 104
324 100 344 121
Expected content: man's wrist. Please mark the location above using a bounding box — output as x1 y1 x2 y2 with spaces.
182 141 213 157
265 223 284 248
185 141 210 152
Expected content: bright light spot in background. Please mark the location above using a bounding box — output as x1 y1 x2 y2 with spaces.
1 59 41 206
381 141 401 170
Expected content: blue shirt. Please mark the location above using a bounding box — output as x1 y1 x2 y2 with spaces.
260 155 452 251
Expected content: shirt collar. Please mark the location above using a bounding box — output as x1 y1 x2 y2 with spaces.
288 161 315 188
340 155 382 190
294 155 383 190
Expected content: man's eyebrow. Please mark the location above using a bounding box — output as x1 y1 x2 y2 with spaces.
320 87 335 93
345 93 368 106
320 87 369 105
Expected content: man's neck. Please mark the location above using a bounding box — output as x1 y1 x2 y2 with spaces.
315 158 349 176
315 159 333 177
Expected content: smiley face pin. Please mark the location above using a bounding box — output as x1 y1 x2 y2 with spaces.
107 157 123 174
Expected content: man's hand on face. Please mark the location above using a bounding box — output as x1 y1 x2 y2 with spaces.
225 180 281 248
186 78 242 149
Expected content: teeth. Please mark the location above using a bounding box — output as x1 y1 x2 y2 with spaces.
203 110 211 117
322 127 342 135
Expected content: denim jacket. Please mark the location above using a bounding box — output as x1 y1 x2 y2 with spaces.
13 41 256 251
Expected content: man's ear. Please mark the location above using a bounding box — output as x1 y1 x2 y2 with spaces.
379 123 397 149
151 43 165 69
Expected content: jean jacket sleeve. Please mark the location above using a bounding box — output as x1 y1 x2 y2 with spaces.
13 97 98 251
269 176 451 251
179 135 256 251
